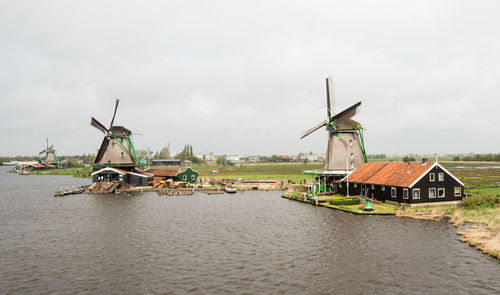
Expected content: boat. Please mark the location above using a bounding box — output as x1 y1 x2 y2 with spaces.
224 185 237 194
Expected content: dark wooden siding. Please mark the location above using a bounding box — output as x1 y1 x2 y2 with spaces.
410 165 464 203
336 165 464 204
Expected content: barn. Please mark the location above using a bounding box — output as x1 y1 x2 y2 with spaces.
336 161 465 204
91 167 153 187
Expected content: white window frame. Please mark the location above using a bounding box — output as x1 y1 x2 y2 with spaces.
371 184 374 189
183 175 187 181
403 188 409 199
354 183 357 188
382 186 385 191
339 183 342 188
454 187 461 197
412 188 420 200
429 173 435 182
429 188 436 199
438 173 444 181
191 175 195 180
438 188 445 198
391 187 396 198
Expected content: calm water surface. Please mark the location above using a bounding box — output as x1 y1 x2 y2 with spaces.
1 166 499 294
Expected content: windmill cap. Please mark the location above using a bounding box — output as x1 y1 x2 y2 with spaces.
109 126 131 135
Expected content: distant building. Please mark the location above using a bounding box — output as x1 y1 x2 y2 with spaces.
152 159 181 166
336 161 465 204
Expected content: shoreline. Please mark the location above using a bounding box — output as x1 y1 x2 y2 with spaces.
396 209 500 260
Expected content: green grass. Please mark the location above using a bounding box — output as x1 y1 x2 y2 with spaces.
158 163 323 182
33 167 92 178
321 200 396 214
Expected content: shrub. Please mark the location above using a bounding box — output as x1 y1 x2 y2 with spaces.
460 194 497 210
330 197 361 206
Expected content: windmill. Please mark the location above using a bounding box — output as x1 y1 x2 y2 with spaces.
301 77 367 172
90 99 139 170
39 138 60 167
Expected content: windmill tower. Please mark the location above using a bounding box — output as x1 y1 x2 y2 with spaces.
301 77 367 172
90 99 139 170
39 138 60 168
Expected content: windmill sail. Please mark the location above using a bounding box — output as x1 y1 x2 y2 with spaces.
91 117 108 134
301 120 328 139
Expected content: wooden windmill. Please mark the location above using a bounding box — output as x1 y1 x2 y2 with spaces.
301 77 367 171
90 99 139 170
39 138 60 167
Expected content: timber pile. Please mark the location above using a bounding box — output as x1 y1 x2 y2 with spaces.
85 182 120 194
157 189 194 196
154 179 173 189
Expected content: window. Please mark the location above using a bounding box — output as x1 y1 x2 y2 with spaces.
403 188 409 199
350 153 354 159
339 183 342 188
454 187 461 196
429 188 436 198
382 186 385 191
191 175 195 180
438 173 444 181
438 188 445 198
371 184 374 189
391 187 396 198
429 173 435 182
412 189 420 199
183 175 187 181
349 139 353 146
354 183 357 188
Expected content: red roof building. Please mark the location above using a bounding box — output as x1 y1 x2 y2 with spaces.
336 162 465 204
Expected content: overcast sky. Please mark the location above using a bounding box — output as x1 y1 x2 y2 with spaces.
1 0 499 157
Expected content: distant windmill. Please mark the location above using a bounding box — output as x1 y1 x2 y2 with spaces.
90 99 139 169
39 138 60 167
301 77 367 171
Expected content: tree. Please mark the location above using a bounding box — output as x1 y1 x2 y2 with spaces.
303 158 309 164
216 155 227 166
159 147 170 159
136 149 148 161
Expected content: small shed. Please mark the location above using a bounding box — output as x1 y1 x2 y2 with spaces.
176 167 199 184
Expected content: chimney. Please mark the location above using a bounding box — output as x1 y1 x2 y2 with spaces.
422 158 428 165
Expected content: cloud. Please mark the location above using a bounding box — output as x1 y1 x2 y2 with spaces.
1 0 499 156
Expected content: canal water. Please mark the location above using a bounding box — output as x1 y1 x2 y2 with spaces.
1 166 499 294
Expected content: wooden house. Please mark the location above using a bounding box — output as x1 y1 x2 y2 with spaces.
336 161 465 204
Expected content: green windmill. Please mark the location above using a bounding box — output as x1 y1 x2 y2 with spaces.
39 138 61 168
90 99 140 171
301 77 368 171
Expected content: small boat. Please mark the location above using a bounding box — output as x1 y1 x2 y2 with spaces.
224 185 237 194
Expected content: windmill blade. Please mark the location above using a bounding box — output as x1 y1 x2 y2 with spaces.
300 120 328 139
109 98 119 128
91 117 108 134
330 101 362 123
326 76 334 119
48 145 54 150
39 150 47 155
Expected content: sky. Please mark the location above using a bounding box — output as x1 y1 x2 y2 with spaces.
1 0 499 157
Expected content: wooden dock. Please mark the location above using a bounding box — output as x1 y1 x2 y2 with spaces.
54 185 89 197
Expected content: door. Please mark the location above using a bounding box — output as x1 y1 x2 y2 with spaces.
361 184 367 197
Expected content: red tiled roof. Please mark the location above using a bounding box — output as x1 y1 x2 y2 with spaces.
342 162 433 187
144 169 179 177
